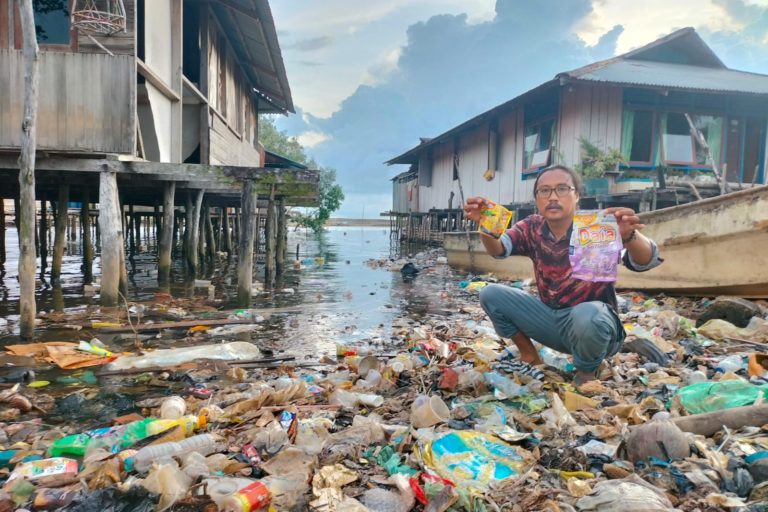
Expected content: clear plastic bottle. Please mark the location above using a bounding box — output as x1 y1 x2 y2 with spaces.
716 355 744 374
539 347 574 372
126 433 223 472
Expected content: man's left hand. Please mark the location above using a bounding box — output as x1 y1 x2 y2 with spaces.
603 207 645 242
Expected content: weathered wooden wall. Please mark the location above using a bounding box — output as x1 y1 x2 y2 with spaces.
205 10 261 167
417 107 534 209
209 111 262 166
0 50 135 153
558 83 623 166
413 83 626 212
392 175 418 213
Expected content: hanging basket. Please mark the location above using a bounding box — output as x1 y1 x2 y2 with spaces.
72 0 126 36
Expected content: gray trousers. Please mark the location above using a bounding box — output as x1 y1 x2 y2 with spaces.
479 284 624 373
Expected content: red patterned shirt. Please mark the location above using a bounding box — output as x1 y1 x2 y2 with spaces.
498 214 661 311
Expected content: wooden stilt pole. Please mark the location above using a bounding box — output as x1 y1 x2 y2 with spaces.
0 199 5 264
81 188 93 284
51 184 69 282
265 186 276 287
99 171 123 307
158 182 175 285
276 197 286 275
68 212 76 242
128 204 136 254
222 207 232 256
237 180 255 306
204 202 216 261
38 197 47 274
197 206 206 272
153 202 161 247
185 189 204 278
94 210 100 247
184 193 193 262
18 0 39 339
14 197 20 248
234 207 240 247
172 210 179 255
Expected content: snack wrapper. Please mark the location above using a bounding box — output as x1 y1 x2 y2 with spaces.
569 210 622 282
420 431 527 492
477 200 513 238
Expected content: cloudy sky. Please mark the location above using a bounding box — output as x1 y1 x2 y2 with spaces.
269 0 768 218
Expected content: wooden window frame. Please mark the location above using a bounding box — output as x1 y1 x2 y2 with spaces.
523 117 555 173
13 0 78 52
622 109 656 166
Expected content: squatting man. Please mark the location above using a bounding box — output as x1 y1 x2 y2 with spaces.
463 165 662 385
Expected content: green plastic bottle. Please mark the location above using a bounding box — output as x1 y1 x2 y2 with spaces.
48 415 207 457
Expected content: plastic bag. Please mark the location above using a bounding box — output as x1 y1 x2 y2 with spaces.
477 200 513 238
569 210 622 282
676 379 768 414
420 431 527 492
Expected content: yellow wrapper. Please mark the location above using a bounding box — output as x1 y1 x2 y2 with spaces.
477 200 513 238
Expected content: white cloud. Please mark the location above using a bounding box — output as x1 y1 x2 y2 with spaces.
296 130 331 148
576 0 749 51
271 0 497 118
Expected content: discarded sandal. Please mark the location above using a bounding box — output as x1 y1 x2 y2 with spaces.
495 358 545 381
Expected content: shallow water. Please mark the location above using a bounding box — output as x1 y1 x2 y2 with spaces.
0 223 451 356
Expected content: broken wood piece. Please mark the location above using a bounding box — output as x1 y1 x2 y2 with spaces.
95 318 254 333
673 404 768 437
725 337 768 350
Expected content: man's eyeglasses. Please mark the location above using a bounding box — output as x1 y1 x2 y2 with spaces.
535 185 575 198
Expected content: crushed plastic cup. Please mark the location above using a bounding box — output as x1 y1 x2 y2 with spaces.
160 396 187 420
410 395 450 429
358 355 381 376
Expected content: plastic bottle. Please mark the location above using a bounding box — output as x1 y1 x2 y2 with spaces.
539 347 574 372
220 480 271 512
204 477 256 508
716 355 744 374
160 396 187 419
484 372 527 399
49 415 207 457
127 433 223 472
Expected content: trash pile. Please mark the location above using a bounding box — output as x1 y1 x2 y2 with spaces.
2 257 768 511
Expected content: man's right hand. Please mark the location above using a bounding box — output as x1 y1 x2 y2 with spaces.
463 197 487 223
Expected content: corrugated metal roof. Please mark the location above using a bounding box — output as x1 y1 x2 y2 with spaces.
212 0 294 114
563 59 768 95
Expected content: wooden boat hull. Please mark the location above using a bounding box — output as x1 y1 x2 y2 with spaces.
444 185 768 298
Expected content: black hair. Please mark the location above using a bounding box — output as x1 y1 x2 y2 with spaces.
532 165 583 198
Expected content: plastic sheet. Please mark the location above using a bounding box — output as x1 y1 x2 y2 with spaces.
676 379 768 414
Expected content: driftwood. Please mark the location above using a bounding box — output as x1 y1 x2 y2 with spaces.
673 404 768 437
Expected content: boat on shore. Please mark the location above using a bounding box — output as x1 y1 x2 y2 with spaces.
444 184 768 298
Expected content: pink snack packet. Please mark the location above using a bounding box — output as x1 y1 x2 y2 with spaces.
568 210 622 282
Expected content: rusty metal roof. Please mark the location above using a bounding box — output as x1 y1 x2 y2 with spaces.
561 59 768 95
212 0 294 114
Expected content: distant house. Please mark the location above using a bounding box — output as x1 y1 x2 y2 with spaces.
386 28 768 214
